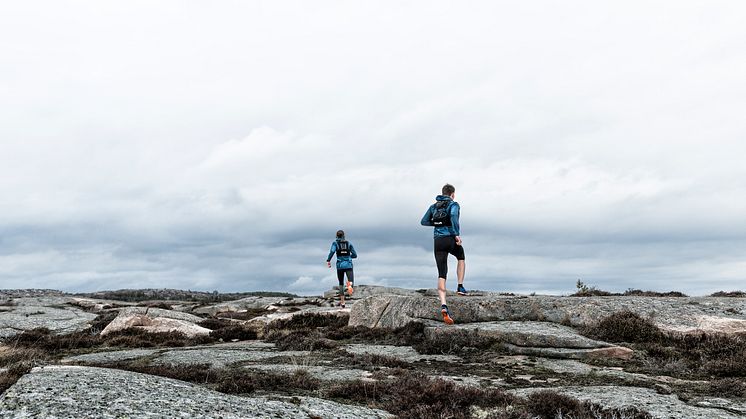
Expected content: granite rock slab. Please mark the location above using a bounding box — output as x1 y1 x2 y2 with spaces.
349 293 746 334
0 365 392 418
0 297 97 338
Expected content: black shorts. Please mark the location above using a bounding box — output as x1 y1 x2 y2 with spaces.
434 236 465 279
337 268 354 289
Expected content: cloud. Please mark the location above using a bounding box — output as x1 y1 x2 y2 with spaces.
1 1 745 295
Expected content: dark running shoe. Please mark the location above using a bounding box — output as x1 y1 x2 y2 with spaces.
457 285 469 296
441 305 454 325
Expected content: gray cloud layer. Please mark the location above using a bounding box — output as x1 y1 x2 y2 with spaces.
1 1 745 295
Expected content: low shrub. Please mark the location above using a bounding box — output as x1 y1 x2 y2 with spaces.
582 311 664 344
268 329 338 351
324 322 427 347
346 353 409 369
267 313 349 332
585 311 746 378
712 291 746 298
524 390 652 419
328 372 648 419
414 329 496 355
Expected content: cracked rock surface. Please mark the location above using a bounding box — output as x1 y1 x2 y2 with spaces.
0 297 97 338
0 366 392 418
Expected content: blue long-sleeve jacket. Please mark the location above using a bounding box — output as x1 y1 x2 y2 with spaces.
327 238 357 269
421 195 460 237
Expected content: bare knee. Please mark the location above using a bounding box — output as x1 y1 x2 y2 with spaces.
437 280 447 292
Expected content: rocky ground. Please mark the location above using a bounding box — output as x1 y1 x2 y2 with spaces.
1 286 746 418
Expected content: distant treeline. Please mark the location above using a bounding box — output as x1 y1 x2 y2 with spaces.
74 289 298 302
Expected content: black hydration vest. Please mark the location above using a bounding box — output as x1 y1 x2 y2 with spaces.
430 201 452 227
336 240 351 257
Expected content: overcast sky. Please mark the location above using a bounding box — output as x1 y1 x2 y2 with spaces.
1 1 745 296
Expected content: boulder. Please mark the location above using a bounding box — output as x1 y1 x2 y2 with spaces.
100 307 210 337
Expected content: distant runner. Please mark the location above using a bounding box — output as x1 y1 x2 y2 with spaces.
326 230 357 308
420 184 468 324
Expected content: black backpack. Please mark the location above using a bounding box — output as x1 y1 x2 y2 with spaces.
336 241 351 257
430 201 452 227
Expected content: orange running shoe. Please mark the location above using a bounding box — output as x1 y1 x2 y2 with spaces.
346 281 354 296
441 305 455 325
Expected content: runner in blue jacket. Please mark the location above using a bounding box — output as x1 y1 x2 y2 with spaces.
326 230 357 308
421 183 468 324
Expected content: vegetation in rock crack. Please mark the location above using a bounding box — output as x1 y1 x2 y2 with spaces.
582 311 664 344
323 322 427 347
521 390 652 419
341 352 410 369
413 329 498 355
0 362 33 394
325 372 651 419
264 312 350 332
100 362 320 395
265 328 339 351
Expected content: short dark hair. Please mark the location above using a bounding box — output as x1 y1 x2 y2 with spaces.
442 184 455 196
336 230 345 238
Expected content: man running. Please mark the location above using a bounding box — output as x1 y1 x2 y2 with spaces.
420 184 468 324
326 230 357 308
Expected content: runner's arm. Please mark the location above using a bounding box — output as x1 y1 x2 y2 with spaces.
451 203 461 236
420 207 433 226
326 242 336 263
350 243 358 259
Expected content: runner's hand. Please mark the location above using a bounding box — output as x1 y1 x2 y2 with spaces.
327 261 332 268
455 236 462 246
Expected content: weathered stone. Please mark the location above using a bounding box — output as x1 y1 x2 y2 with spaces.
343 344 461 363
510 386 743 419
349 292 746 334
100 307 210 337
63 349 160 365
152 342 310 368
348 295 428 328
691 397 746 415
0 297 97 338
502 343 633 360
247 306 349 335
424 320 616 349
323 285 422 300
193 296 327 316
68 298 134 312
244 364 373 381
0 366 392 418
